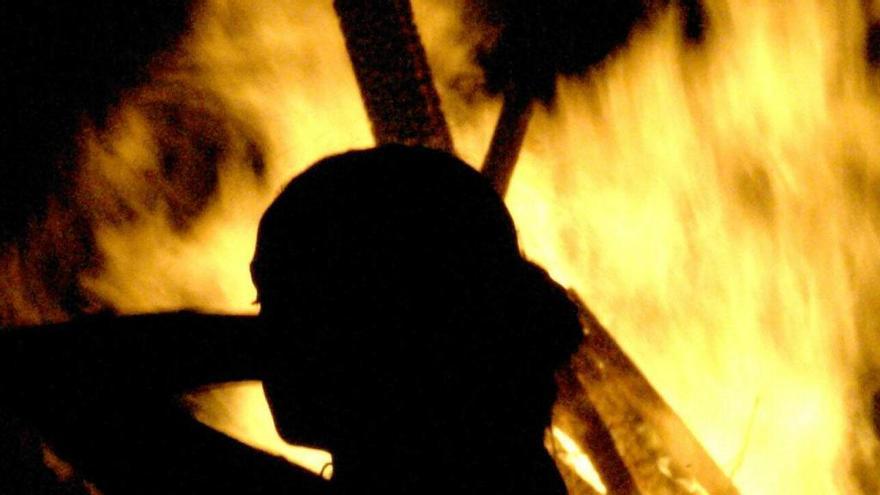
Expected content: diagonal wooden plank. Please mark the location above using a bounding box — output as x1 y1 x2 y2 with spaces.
334 0 454 152
568 292 740 495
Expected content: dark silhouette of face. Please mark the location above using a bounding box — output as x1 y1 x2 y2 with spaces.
250 145 579 493
251 144 520 446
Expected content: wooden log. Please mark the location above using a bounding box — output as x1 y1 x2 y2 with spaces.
568 291 741 495
481 87 533 196
556 368 639 495
334 0 454 152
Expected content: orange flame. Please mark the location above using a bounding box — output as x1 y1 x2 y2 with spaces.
64 0 880 493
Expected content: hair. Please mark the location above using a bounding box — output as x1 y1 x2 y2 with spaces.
251 145 582 457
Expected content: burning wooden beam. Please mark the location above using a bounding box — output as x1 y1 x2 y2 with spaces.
333 0 454 152
481 87 534 196
555 369 639 495
567 293 740 495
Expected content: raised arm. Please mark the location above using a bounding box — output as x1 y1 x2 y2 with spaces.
0 312 333 494
0 311 266 407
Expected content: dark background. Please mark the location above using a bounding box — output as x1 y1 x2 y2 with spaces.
0 1 194 243
0 3 195 493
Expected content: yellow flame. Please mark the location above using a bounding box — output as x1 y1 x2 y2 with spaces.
550 427 608 494
75 0 880 493
182 381 332 477
499 2 879 493
77 0 372 478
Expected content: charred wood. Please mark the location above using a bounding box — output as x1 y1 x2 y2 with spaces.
481 87 533 196
334 0 454 152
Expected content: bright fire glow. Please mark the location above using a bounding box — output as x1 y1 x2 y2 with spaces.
66 0 880 493
551 427 608 494
181 380 332 477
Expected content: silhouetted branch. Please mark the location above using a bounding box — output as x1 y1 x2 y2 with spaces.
481 86 533 195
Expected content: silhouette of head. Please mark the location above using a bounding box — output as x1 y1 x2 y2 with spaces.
251 145 580 491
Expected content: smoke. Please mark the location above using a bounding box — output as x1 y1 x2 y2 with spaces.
460 0 654 103
456 0 718 105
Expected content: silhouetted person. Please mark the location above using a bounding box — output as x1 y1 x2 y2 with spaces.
252 145 581 493
0 145 581 494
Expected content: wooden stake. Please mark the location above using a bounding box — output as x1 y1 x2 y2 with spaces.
481 87 533 196
334 0 454 152
556 368 640 495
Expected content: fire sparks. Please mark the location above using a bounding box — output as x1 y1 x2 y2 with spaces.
17 0 880 493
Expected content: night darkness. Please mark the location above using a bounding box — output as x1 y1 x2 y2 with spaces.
0 2 196 240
